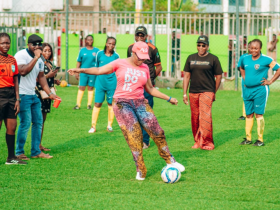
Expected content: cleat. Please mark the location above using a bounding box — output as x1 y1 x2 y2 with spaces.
238 116 246 120
107 127 113 132
87 105 92 110
5 157 27 165
240 138 252 145
167 162 185 172
252 140 264 146
88 127 96 133
136 172 145 181
73 105 80 110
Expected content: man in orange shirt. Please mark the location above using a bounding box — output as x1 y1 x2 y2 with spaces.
0 32 26 165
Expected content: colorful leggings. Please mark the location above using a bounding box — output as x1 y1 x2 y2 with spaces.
113 98 175 178
189 92 215 149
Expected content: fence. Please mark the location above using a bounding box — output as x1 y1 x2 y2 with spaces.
1 11 280 90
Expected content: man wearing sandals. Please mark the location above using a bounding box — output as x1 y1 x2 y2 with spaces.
14 34 60 160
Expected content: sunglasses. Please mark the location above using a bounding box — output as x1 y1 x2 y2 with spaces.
197 44 206 48
136 34 145 38
134 53 146 62
31 42 42 47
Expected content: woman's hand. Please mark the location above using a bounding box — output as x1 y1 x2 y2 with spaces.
169 98 178 105
55 79 61 85
68 68 81 76
46 69 59 79
49 94 61 101
14 101 20 116
183 95 188 105
261 78 272 86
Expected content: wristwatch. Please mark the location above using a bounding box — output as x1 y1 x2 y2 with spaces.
183 94 187 97
48 92 54 97
16 98 21 102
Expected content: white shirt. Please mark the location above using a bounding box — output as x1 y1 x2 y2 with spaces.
14 49 44 95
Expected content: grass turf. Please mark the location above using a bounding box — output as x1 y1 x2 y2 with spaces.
1 87 280 209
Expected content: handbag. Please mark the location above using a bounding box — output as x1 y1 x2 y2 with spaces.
38 87 56 100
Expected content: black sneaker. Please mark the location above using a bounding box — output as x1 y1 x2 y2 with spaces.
87 105 92 110
253 140 264 146
5 157 27 165
240 138 252 145
73 105 80 110
238 116 246 120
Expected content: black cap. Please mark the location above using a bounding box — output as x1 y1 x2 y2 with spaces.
28 34 43 43
135 26 147 35
197 35 209 45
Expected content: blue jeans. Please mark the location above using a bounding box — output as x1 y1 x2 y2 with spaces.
141 90 154 145
16 94 43 156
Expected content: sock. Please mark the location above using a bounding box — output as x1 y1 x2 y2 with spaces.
107 105 114 128
257 116 265 142
242 102 246 117
76 90 85 107
88 90 94 106
91 106 101 128
245 118 254 141
6 133 15 159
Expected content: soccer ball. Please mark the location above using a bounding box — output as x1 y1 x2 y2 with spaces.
60 80 67 87
161 165 181 183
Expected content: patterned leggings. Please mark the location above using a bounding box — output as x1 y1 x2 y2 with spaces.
189 92 215 149
113 98 175 178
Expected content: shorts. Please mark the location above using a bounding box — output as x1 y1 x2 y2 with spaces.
79 73 96 87
0 87 17 120
243 85 269 115
95 88 115 104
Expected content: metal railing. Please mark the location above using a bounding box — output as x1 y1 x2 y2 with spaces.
1 11 280 90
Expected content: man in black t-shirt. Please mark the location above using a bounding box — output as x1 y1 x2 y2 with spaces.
127 26 162 149
183 35 223 150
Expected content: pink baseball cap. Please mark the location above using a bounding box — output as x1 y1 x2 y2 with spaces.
132 41 150 60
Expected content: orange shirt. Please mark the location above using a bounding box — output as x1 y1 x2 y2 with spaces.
0 54 19 88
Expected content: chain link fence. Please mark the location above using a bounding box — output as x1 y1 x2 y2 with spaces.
1 11 280 90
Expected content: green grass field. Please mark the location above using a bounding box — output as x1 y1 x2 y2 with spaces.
1 87 280 209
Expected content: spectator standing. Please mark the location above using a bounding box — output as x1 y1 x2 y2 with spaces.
183 35 223 150
0 33 26 165
127 26 162 149
15 34 60 160
73 35 99 110
18 30 26 50
35 43 61 151
171 31 180 76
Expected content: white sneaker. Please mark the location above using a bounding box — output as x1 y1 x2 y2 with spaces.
136 172 145 181
167 162 185 172
107 127 113 132
88 127 96 133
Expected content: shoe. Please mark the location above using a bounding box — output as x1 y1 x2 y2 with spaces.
40 146 51 152
88 127 96 133
143 143 150 149
167 162 185 172
16 154 30 160
5 157 27 165
87 105 92 110
252 140 264 146
107 127 113 132
73 105 80 110
238 116 246 120
136 172 145 181
31 152 53 159
240 138 252 145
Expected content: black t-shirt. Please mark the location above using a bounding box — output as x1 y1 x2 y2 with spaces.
184 53 223 93
127 42 161 85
